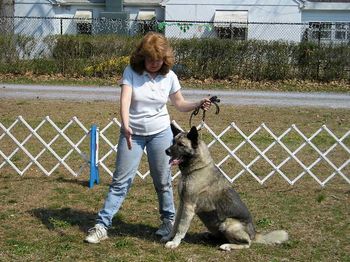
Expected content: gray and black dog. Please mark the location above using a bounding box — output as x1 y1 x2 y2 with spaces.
162 123 288 251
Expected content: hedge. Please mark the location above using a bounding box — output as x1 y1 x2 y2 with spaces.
0 34 349 81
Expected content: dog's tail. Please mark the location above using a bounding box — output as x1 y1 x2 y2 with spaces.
253 230 288 245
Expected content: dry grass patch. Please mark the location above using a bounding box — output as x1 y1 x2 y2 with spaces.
0 99 349 261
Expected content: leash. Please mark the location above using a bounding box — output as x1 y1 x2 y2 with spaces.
189 95 220 129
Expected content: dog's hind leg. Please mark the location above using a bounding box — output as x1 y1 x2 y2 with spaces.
219 219 252 251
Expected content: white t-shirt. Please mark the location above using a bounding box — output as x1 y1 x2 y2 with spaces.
121 65 181 135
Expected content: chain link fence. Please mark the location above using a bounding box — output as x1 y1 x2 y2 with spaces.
0 16 349 81
1 16 349 59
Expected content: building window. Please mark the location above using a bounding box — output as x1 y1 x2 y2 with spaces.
309 22 331 41
137 10 157 35
216 26 247 40
74 10 93 35
308 22 349 43
335 22 349 41
213 10 248 40
138 19 158 35
77 23 92 34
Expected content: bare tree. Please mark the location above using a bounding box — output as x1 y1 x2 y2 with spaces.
0 0 15 17
0 0 15 62
0 0 15 33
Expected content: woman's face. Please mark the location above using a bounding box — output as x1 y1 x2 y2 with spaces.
145 57 164 74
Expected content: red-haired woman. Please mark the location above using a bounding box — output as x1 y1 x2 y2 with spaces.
85 32 211 244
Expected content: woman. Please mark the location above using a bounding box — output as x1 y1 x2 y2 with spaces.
85 32 211 244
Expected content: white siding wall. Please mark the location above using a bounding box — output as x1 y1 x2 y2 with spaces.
13 0 350 42
164 0 303 41
302 11 350 22
14 0 104 36
165 0 301 22
15 0 55 17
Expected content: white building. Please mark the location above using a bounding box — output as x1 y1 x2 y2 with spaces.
302 0 350 43
163 0 304 41
163 0 350 42
9 0 350 42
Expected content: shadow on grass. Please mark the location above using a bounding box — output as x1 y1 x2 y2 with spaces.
29 207 223 246
54 177 90 187
10 175 91 187
29 207 96 233
111 222 225 247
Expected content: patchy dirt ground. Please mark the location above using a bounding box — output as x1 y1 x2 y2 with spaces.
1 99 349 261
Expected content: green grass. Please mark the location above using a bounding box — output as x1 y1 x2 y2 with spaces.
0 173 348 261
0 174 349 261
0 99 349 261
256 218 274 228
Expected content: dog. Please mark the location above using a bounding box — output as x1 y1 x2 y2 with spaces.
162 123 288 251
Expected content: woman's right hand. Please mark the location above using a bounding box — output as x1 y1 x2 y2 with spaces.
124 126 133 150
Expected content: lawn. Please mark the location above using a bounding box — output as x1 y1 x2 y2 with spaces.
0 99 349 262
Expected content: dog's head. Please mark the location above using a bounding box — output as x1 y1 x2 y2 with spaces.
165 123 199 167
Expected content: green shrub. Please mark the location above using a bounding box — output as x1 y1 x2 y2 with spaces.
52 37 92 59
0 33 348 81
83 56 130 77
49 35 138 75
321 43 350 81
172 38 349 81
30 59 60 75
296 42 321 79
0 34 18 63
172 39 296 81
51 34 138 60
16 34 37 59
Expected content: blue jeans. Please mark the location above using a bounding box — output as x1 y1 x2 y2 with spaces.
96 126 175 229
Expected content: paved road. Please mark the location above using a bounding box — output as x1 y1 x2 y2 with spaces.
1 83 350 108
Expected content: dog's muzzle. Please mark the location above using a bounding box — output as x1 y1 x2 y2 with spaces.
165 148 183 166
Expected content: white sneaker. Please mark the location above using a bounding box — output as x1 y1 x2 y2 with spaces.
155 219 173 237
85 224 108 244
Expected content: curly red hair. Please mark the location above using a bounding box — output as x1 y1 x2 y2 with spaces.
130 32 175 75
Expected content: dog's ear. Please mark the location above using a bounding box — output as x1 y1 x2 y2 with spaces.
170 123 182 137
187 126 198 148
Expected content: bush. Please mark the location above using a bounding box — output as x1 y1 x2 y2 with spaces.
0 33 349 81
51 34 138 60
0 34 37 62
172 38 349 81
49 35 138 75
83 56 130 77
0 34 18 63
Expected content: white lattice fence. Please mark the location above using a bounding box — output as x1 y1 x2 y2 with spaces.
0 116 90 177
1 116 349 186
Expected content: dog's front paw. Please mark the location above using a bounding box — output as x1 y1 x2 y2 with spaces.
160 235 171 243
165 240 180 249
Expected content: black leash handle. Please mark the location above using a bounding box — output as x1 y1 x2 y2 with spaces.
189 95 220 128
208 96 220 114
